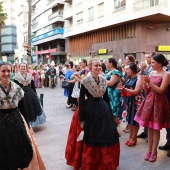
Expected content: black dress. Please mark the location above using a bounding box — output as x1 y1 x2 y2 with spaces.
79 75 119 147
79 75 120 169
14 72 42 125
0 82 33 169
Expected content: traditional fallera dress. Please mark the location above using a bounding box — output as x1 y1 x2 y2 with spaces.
14 72 43 125
65 108 83 170
135 76 170 130
105 69 123 117
0 82 45 170
79 75 120 170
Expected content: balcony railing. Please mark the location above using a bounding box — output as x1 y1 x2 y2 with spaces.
48 12 63 21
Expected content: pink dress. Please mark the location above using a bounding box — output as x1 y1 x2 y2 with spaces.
135 76 170 130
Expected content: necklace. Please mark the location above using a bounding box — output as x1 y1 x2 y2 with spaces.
93 76 100 85
0 82 12 100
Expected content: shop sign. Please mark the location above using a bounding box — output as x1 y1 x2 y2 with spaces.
158 46 170 52
35 49 57 55
98 49 108 54
46 55 50 58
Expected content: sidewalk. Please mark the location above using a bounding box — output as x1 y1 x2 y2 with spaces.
35 86 170 170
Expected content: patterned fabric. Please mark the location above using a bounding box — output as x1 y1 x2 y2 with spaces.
81 143 120 170
0 82 24 109
14 72 33 86
81 75 107 98
120 76 143 125
65 108 83 169
71 81 80 99
105 69 123 116
135 76 170 130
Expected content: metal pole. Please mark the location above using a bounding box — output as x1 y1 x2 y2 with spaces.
27 0 32 64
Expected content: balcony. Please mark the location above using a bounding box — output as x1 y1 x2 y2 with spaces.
31 28 64 46
48 11 63 21
133 0 168 11
63 6 73 20
32 22 38 29
64 25 73 33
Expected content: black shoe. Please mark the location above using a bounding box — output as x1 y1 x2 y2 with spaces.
158 143 170 150
167 151 170 157
137 132 147 138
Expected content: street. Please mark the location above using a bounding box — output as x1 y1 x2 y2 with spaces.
34 86 170 170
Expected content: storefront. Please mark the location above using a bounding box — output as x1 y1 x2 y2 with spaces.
95 49 112 61
156 45 170 60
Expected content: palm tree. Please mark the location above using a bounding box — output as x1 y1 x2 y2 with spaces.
0 1 7 27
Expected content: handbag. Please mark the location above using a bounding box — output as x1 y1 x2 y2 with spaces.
62 80 69 88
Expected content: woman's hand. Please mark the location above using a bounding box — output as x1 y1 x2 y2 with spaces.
143 76 150 85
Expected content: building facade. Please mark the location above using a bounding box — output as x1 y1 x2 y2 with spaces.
16 2 28 63
0 0 17 63
31 0 66 65
64 0 170 64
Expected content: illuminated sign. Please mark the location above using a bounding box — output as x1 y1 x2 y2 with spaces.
98 49 107 54
158 46 170 52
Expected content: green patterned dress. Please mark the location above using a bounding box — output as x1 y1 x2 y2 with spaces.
105 69 123 117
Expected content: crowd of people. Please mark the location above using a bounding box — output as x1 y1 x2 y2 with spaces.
65 53 170 169
0 52 170 169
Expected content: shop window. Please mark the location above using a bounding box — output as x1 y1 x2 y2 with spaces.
114 0 126 10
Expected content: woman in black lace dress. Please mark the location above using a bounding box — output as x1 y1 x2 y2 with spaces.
0 62 45 170
14 63 42 126
79 58 120 170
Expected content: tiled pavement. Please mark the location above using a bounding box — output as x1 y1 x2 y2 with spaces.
34 86 170 170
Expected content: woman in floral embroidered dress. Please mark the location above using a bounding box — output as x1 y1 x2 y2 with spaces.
0 62 45 170
135 54 170 162
79 58 120 170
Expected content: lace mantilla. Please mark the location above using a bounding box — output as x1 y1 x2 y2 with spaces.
0 82 24 109
81 75 107 97
14 72 33 86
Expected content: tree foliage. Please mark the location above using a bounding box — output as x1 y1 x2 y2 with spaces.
0 1 8 27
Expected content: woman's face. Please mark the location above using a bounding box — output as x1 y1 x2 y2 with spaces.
0 65 11 81
91 61 101 75
125 57 130 65
81 61 86 68
126 66 133 77
20 64 27 73
106 61 111 69
151 58 161 70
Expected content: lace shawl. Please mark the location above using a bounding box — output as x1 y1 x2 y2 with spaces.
0 82 24 109
14 72 33 86
81 75 107 97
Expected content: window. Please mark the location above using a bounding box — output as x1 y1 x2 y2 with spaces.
98 3 104 17
114 0 126 10
88 7 94 21
150 0 159 7
76 12 83 25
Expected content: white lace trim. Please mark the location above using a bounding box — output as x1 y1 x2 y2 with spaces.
81 75 107 98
